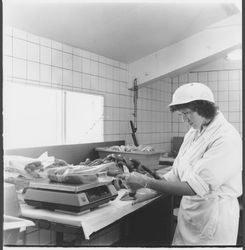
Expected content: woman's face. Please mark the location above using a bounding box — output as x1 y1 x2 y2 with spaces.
177 108 206 130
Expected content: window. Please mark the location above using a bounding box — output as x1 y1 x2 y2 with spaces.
65 91 104 144
3 83 104 149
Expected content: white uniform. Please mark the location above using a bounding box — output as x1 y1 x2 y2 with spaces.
164 112 242 245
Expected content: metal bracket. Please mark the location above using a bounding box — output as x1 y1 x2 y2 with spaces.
129 78 138 127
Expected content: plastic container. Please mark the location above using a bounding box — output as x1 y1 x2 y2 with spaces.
95 147 161 170
3 215 35 245
4 183 21 217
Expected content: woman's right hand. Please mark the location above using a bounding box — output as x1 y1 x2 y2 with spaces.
118 172 151 191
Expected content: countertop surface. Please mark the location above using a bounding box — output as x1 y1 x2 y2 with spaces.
21 189 163 239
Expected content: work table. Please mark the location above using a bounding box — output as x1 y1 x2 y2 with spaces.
20 189 174 246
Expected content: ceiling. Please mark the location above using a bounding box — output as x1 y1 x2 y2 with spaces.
3 1 240 64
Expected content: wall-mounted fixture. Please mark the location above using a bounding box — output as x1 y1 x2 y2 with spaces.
225 48 242 61
129 78 139 146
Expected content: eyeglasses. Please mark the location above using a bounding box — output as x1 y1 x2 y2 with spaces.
177 110 193 117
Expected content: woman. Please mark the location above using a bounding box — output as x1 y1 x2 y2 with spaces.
120 82 242 245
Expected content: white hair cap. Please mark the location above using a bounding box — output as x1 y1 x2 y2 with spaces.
168 82 215 106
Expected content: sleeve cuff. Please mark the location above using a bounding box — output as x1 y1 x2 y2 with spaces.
184 172 209 197
163 170 179 182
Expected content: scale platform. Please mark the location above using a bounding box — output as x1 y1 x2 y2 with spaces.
24 180 118 214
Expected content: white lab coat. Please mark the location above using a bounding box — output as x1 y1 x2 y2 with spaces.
164 112 242 245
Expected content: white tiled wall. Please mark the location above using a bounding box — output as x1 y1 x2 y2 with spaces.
3 26 174 153
136 78 172 152
3 26 133 144
171 59 242 137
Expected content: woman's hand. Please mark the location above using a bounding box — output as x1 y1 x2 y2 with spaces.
118 172 151 191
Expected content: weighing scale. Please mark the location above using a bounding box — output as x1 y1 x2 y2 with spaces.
24 180 118 214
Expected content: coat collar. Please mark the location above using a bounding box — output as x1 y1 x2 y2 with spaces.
187 111 225 142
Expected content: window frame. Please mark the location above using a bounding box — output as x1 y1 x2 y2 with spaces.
3 82 104 149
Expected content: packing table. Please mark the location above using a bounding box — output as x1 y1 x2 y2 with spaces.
20 189 174 246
